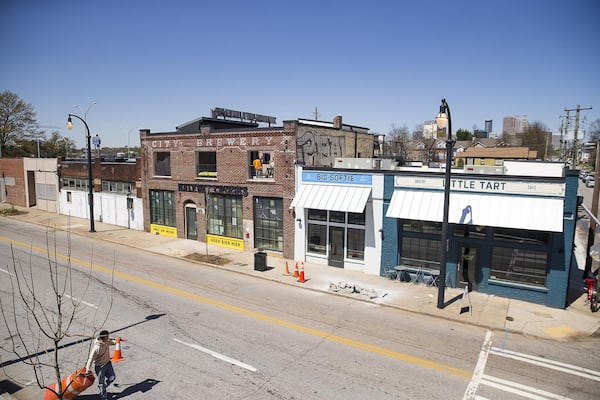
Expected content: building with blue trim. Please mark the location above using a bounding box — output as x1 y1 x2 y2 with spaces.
292 160 579 309
381 161 578 309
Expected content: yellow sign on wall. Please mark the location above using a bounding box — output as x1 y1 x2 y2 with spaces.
207 234 245 250
150 224 178 237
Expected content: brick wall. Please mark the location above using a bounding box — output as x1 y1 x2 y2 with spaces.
0 158 26 206
141 127 296 259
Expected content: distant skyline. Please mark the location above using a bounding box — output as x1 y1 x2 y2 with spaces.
2 0 599 148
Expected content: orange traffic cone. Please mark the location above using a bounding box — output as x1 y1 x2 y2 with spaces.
292 261 299 278
43 368 95 400
283 261 291 276
111 337 125 363
297 262 306 283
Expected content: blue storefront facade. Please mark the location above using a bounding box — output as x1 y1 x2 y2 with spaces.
380 161 579 309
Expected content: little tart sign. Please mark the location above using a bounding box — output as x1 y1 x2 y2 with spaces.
394 175 565 197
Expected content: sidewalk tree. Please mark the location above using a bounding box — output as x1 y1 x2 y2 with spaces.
0 228 114 399
0 90 39 157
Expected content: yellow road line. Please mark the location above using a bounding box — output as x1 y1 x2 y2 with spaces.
1 236 471 378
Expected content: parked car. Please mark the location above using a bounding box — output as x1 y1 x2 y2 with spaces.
580 170 589 180
583 173 595 183
586 176 595 187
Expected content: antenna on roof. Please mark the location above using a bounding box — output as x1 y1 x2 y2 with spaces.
313 107 320 120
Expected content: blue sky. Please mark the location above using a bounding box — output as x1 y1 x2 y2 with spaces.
2 0 599 148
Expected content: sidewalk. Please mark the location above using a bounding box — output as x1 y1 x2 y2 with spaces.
1 204 599 343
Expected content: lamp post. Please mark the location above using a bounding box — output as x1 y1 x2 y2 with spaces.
435 98 454 309
67 114 95 233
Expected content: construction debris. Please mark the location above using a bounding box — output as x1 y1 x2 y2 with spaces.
328 281 382 299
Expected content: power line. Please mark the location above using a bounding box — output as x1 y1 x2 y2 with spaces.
564 105 592 168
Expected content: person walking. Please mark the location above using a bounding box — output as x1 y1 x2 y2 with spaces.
85 330 119 400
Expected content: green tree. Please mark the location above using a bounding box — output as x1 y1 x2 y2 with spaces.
44 131 76 157
522 121 551 159
0 91 38 157
456 129 472 141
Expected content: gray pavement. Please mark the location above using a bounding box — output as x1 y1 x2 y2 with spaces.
1 204 599 344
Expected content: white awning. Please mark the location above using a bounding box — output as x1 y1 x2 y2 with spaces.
291 185 371 213
386 190 564 232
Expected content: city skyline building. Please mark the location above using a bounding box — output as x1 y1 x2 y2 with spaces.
502 115 529 136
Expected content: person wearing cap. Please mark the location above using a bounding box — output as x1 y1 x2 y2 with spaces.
85 330 119 400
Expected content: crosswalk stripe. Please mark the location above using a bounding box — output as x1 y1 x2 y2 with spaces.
490 347 600 382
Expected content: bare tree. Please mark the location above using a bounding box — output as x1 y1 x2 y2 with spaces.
0 227 114 399
385 124 409 163
411 124 424 140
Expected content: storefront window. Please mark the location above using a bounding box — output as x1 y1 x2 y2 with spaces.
306 209 366 261
150 190 176 227
329 211 345 223
493 228 549 245
308 224 327 254
347 228 365 260
348 212 365 225
207 194 243 238
254 197 283 251
400 237 440 268
490 247 548 286
402 220 442 234
308 209 327 221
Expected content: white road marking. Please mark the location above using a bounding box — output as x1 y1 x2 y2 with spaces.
490 347 600 382
0 267 15 277
481 374 574 400
463 330 493 400
173 338 257 372
63 294 98 309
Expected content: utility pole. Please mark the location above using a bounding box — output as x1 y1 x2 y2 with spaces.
585 141 600 278
565 105 592 168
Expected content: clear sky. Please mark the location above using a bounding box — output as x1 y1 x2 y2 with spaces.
2 0 599 148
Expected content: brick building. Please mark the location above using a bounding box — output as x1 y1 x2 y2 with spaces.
140 115 296 258
140 110 377 260
0 158 27 206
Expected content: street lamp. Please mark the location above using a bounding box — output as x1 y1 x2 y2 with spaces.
435 98 454 309
67 114 95 233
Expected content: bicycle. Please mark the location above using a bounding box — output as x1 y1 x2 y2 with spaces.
584 271 598 313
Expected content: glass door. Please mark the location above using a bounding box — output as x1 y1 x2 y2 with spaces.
185 206 198 240
457 244 479 291
328 226 345 268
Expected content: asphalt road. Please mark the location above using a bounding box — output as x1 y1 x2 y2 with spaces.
1 218 599 399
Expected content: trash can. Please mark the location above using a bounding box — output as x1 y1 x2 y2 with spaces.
254 250 267 271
